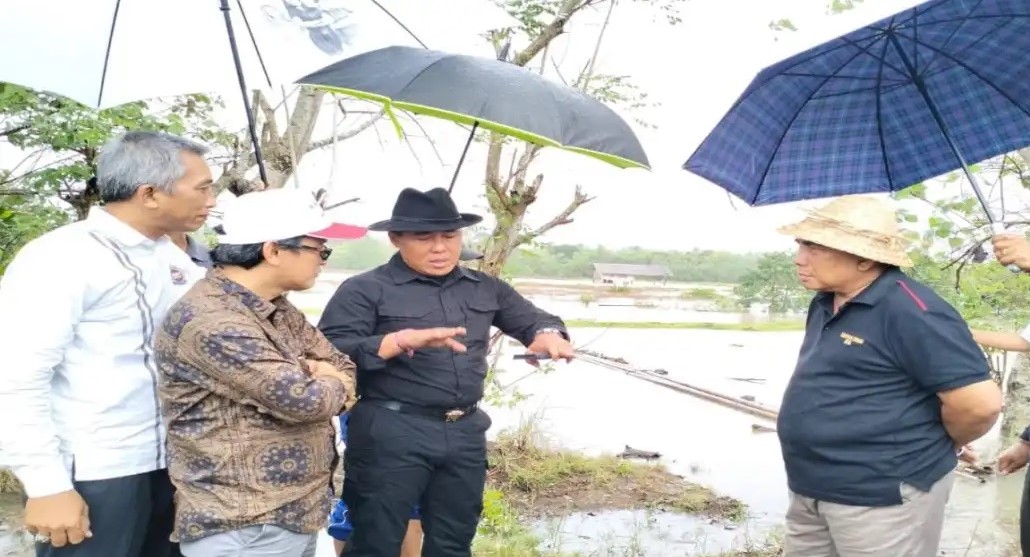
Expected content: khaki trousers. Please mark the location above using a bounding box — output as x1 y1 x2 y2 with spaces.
783 473 954 557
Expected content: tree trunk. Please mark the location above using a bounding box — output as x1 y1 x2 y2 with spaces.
214 87 383 195
476 0 606 278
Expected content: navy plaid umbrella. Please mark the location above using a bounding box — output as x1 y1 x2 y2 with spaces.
683 0 1030 223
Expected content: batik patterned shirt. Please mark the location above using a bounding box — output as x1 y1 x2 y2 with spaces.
155 269 356 542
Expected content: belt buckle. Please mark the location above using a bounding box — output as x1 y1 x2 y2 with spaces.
444 409 465 422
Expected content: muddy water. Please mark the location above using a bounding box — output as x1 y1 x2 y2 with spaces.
484 327 1023 556
0 495 29 557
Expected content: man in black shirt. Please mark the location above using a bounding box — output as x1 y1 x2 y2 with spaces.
776 196 1001 557
318 187 573 557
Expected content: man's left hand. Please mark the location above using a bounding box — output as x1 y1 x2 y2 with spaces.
525 331 574 365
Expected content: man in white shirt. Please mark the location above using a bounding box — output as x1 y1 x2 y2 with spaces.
0 131 215 557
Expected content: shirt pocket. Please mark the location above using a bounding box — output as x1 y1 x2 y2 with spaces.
377 302 440 332
463 295 500 344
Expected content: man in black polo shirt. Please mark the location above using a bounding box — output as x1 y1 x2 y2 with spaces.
775 196 1003 557
318 187 573 557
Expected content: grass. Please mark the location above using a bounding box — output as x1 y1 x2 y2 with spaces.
486 414 746 521
0 468 21 495
562 319 805 332
472 414 754 556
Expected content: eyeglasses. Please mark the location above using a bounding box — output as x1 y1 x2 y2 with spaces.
280 244 333 261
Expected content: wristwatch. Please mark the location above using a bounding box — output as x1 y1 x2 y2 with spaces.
535 328 564 336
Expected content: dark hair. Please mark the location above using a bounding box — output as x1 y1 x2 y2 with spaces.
210 235 306 270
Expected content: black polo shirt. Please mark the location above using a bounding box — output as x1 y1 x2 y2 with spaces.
777 268 990 507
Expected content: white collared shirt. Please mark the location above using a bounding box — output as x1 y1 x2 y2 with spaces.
0 207 206 497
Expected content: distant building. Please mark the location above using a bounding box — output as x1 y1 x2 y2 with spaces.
591 263 672 287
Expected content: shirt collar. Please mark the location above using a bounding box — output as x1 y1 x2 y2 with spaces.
814 267 902 311
208 268 278 318
386 252 480 285
185 235 213 268
86 206 161 248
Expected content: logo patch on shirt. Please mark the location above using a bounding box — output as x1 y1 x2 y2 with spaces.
840 332 865 346
170 266 187 285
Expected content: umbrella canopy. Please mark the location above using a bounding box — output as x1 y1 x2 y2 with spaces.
297 45 650 171
0 0 513 109
683 0 1030 211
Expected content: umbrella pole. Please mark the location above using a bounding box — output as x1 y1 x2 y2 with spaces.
448 121 479 193
887 35 995 222
887 34 1018 271
219 0 270 188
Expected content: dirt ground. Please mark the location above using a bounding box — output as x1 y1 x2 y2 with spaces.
484 426 745 522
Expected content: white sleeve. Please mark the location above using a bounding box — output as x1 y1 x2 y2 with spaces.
0 239 82 497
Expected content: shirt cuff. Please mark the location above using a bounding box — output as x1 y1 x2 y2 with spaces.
357 335 388 371
15 462 74 498
535 325 570 342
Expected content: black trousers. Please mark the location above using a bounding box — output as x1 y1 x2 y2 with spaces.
36 469 180 557
341 401 490 557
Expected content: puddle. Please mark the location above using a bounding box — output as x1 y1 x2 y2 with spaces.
0 495 30 557
533 509 780 556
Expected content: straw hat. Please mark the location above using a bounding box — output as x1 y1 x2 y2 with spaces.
777 195 912 267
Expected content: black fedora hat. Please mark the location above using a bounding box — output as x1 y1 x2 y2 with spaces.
459 246 484 261
368 187 482 232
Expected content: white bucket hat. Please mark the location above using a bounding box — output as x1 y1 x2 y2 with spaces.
777 195 912 267
215 188 366 245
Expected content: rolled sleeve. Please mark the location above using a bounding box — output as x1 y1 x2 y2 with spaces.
318 280 389 371
888 304 990 393
0 241 79 497
492 278 568 346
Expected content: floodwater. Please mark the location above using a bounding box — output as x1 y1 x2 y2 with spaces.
485 327 1022 556
0 277 1022 556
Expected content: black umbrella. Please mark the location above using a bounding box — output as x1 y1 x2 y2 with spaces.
297 45 650 191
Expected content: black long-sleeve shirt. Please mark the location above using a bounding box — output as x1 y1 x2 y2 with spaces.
317 254 567 407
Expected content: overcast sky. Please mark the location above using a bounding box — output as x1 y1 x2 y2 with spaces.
265 0 935 253
15 0 1022 253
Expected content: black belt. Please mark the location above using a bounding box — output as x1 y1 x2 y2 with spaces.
362 399 478 422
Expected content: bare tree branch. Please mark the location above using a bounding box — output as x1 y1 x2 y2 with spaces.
0 124 30 138
306 109 385 152
514 0 595 67
519 185 595 244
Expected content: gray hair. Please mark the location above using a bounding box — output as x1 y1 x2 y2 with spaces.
210 235 306 270
96 131 209 203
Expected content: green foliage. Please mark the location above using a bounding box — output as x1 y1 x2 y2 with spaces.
0 83 230 212
734 252 811 313
327 237 767 283
0 195 68 275
892 155 1030 330
0 82 233 275
505 243 764 283
770 0 864 35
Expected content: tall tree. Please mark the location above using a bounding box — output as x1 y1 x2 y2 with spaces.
216 89 382 194
475 0 682 277
734 252 810 313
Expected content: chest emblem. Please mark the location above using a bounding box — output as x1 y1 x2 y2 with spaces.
170 266 187 285
840 332 865 346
